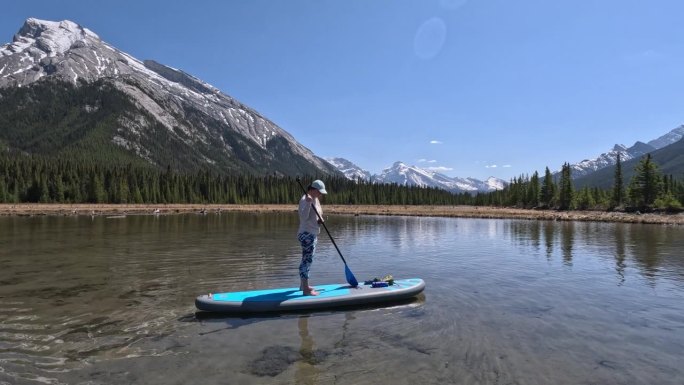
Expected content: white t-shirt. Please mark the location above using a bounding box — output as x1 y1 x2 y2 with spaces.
298 194 322 235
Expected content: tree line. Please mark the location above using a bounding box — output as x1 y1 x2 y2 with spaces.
483 153 683 212
0 153 473 206
0 151 681 211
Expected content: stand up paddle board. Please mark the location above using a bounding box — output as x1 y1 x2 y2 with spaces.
195 278 425 314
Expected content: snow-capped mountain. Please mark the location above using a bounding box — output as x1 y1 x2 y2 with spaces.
328 158 505 193
484 176 506 191
647 125 684 149
568 142 654 178
325 157 371 181
375 161 505 193
0 18 339 176
564 125 683 179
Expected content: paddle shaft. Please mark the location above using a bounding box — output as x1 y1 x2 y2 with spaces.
295 179 349 266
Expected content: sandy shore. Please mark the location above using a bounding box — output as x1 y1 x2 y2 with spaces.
1 203 682 225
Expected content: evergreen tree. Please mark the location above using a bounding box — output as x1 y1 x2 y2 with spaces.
0 178 6 203
576 186 595 210
558 162 574 210
39 173 50 203
117 175 129 203
593 187 609 209
611 152 625 208
540 167 555 208
627 154 663 210
51 173 65 203
88 170 106 203
527 171 540 208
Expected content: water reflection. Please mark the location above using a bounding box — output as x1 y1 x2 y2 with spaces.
1 213 684 384
544 220 555 260
506 219 684 286
560 222 574 266
295 316 320 385
614 224 627 285
629 225 665 279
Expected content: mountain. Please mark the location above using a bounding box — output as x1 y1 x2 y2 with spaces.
0 18 340 176
647 125 684 149
575 137 684 189
563 125 683 179
568 142 655 179
375 161 505 193
324 157 371 181
484 176 506 191
328 123 684 194
328 159 506 193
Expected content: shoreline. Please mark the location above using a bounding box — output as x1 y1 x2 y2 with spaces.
0 203 682 225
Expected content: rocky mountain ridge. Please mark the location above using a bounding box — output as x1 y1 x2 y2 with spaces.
565 125 684 179
0 18 339 176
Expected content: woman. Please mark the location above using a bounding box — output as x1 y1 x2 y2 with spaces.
297 179 327 296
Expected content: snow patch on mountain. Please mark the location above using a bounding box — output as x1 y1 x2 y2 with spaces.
0 18 339 175
2 19 98 58
564 124 684 179
328 158 506 193
325 157 371 181
485 176 506 191
648 125 684 149
374 161 505 193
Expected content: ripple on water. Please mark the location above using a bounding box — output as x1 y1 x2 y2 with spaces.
1 213 684 384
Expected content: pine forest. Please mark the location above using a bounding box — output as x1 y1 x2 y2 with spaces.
1 151 681 212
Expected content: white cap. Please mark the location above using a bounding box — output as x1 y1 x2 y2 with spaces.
310 180 327 194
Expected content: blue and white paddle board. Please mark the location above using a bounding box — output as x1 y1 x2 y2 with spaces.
195 278 425 314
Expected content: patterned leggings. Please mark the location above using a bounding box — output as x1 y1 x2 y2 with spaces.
298 232 317 279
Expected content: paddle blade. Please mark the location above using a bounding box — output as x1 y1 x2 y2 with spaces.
345 264 359 287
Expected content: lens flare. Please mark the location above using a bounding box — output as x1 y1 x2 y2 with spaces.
413 17 447 60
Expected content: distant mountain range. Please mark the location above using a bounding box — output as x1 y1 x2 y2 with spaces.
575 134 684 189
327 124 684 194
326 158 506 193
563 125 684 179
0 18 340 176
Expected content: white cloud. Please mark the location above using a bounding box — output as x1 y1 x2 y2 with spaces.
427 166 453 172
418 159 437 163
430 140 443 144
485 165 497 168
502 165 512 168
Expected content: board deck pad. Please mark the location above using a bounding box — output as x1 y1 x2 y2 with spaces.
195 278 425 314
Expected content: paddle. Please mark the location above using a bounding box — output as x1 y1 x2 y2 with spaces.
296 177 359 287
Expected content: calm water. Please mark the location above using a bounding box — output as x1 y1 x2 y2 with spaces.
0 212 683 385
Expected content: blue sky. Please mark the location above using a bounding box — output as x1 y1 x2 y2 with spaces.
2 0 684 181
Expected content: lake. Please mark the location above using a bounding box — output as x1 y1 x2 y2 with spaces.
0 212 683 385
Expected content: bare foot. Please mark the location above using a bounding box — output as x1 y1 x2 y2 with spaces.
302 289 320 296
